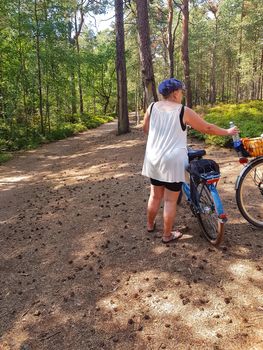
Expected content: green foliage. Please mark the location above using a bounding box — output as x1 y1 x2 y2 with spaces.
46 123 87 141
1 0 262 160
82 114 114 129
190 101 263 146
0 0 116 139
0 152 12 164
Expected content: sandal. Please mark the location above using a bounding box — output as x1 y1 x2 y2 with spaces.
162 231 183 243
147 222 156 233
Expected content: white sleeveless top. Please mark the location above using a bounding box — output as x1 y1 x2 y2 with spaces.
142 102 188 182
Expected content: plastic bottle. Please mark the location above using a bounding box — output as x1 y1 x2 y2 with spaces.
229 121 240 142
229 121 243 158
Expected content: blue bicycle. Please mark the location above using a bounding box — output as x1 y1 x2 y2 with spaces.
178 148 227 246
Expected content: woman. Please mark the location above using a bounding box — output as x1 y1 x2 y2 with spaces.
142 78 238 243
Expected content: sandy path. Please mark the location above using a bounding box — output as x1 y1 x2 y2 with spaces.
0 121 262 350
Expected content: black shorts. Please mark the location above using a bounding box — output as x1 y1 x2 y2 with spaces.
150 178 182 192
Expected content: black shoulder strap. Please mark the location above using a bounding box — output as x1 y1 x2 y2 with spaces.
149 102 155 116
179 105 186 131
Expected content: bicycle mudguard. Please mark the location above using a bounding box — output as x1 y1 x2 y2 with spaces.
235 156 263 190
182 183 191 200
208 184 226 218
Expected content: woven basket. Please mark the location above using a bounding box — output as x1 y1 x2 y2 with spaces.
242 137 263 157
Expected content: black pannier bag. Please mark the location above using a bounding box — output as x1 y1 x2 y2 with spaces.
188 159 220 184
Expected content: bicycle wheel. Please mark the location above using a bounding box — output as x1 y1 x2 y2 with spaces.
196 183 225 246
236 157 263 228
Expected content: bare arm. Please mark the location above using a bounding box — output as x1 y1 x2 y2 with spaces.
143 110 150 134
183 107 238 136
143 104 153 134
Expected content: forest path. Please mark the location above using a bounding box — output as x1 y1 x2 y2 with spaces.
0 121 263 350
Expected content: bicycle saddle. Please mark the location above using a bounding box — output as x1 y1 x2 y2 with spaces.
187 148 206 161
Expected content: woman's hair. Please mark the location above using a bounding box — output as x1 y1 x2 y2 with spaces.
162 93 173 100
158 78 185 97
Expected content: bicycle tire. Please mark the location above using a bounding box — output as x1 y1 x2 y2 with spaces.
196 183 225 246
236 157 263 228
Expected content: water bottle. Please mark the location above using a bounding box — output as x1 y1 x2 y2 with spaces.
229 121 243 158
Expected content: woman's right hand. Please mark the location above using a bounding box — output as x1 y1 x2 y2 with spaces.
227 126 240 136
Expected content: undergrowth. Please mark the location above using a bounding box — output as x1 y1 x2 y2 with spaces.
191 101 263 146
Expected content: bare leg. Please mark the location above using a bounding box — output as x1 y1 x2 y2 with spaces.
147 185 164 231
163 189 181 240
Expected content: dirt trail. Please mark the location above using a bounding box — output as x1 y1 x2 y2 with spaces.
0 121 262 350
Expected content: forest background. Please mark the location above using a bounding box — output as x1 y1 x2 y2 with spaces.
0 0 262 163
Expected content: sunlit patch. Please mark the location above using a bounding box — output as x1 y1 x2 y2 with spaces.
0 214 19 224
97 144 122 150
53 184 66 190
254 327 263 340
0 175 31 184
152 246 168 255
229 262 252 277
100 298 119 312
45 152 93 160
146 298 179 315
67 152 92 158
188 313 225 339
232 246 250 255
188 308 216 321
1 304 81 349
98 140 142 151
1 331 29 350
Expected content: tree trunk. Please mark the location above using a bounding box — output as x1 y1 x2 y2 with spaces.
135 0 158 107
208 3 218 105
181 0 192 107
135 65 141 124
0 54 4 118
228 60 233 102
74 12 84 114
221 63 225 102
235 0 245 102
68 21 77 115
251 48 257 100
167 0 174 78
257 48 263 100
92 69 97 115
43 0 51 133
103 96 110 115
70 70 77 115
167 1 181 78
46 84 51 133
18 0 29 134
209 18 217 105
34 0 44 134
115 0 129 134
